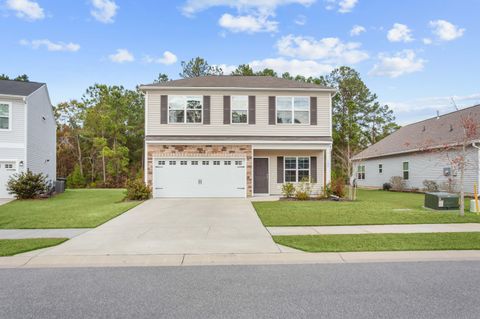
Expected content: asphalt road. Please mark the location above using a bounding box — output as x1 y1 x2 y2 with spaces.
1 261 479 319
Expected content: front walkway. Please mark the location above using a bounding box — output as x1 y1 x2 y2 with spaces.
0 199 13 206
268 223 480 236
35 198 280 256
0 229 91 239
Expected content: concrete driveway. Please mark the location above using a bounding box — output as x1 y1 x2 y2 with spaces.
40 198 280 256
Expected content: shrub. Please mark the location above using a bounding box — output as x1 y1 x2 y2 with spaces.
281 183 295 198
66 164 86 189
7 170 49 199
422 180 439 192
124 179 152 201
382 183 392 191
331 176 346 198
390 176 406 191
295 177 312 200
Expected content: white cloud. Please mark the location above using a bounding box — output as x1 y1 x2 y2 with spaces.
215 64 238 74
90 0 118 23
386 93 480 115
6 0 44 20
387 23 413 42
20 39 80 52
294 14 307 25
218 13 278 33
369 50 425 78
276 34 369 64
350 25 365 36
249 58 333 77
181 0 315 16
325 0 358 13
143 51 178 65
422 38 432 45
429 19 465 41
109 49 134 63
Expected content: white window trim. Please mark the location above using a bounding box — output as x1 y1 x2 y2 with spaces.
0 101 12 131
275 96 310 125
357 165 365 180
230 95 248 125
167 95 203 124
378 163 383 174
402 161 409 180
284 156 311 183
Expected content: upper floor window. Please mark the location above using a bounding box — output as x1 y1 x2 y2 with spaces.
402 162 409 180
168 96 202 124
231 96 248 124
357 165 365 180
0 102 11 130
276 96 309 124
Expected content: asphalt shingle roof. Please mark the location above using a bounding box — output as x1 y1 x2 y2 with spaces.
352 104 480 160
0 79 44 97
142 75 333 90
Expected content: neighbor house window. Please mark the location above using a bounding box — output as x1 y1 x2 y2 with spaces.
284 157 310 182
378 164 383 174
357 165 365 180
231 96 248 124
402 162 409 180
0 102 11 130
168 96 202 124
276 97 309 124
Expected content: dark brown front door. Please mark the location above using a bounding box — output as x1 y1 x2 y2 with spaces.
254 158 269 194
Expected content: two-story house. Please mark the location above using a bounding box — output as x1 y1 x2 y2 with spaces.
0 80 56 198
140 76 334 198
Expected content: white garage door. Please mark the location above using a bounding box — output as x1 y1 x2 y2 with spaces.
153 158 246 198
0 161 17 198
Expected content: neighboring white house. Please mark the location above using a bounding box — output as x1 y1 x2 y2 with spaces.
140 76 335 198
0 80 56 198
352 105 480 194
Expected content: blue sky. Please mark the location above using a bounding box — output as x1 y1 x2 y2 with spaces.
1 0 478 124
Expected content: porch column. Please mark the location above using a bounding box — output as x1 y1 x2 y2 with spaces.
325 146 332 186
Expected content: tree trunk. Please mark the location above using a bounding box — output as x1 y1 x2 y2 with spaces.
75 133 83 175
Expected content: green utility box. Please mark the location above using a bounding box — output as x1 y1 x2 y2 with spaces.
424 192 459 210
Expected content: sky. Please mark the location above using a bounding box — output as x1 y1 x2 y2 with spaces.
1 0 479 125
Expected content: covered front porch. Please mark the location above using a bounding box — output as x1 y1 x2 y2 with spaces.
252 143 332 196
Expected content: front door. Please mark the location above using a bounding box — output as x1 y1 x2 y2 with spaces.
254 158 269 194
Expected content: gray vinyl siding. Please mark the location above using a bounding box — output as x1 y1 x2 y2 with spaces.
25 86 56 182
0 96 25 145
146 90 331 137
353 147 480 194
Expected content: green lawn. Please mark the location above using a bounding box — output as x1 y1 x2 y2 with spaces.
0 238 67 256
274 232 480 252
254 189 479 226
0 189 141 229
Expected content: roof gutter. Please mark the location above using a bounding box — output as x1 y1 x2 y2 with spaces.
138 86 337 93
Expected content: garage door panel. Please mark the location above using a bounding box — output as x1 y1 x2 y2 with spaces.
153 158 246 198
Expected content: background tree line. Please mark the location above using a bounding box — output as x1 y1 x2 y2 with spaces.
4 57 399 187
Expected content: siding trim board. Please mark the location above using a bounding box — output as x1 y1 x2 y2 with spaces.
145 135 333 142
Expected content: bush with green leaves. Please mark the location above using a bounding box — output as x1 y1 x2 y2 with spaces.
66 164 86 189
383 182 392 191
295 177 312 200
281 183 295 198
124 179 152 201
7 170 49 199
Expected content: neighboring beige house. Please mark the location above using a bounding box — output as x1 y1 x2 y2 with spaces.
140 76 335 198
0 79 56 198
352 105 480 194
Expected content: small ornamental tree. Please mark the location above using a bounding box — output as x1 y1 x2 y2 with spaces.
7 170 49 199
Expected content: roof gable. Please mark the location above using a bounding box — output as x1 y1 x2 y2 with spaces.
0 79 45 97
353 105 480 160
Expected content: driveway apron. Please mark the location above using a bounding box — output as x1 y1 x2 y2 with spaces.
39 198 280 255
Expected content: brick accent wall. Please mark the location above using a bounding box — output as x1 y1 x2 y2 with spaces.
146 144 253 196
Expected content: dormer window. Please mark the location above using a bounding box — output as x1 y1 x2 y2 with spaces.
0 102 11 130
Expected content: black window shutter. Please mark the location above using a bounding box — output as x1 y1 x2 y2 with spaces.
160 95 168 124
203 96 210 124
310 156 317 183
310 97 317 125
269 96 276 125
277 156 284 183
248 96 256 124
223 96 231 124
